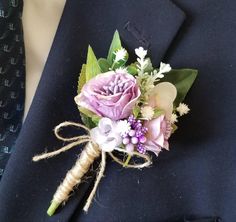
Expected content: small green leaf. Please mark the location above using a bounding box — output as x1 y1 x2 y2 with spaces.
77 64 86 93
91 115 101 125
127 62 138 75
112 49 129 70
98 58 111 72
127 65 138 75
79 107 100 128
86 45 101 81
171 124 178 133
80 113 96 129
107 30 122 64
161 69 198 106
153 109 165 118
79 107 97 119
144 58 154 72
132 106 141 118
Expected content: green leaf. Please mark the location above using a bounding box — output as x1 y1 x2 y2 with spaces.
80 113 97 129
107 30 122 64
144 58 154 72
132 106 141 118
153 109 165 118
127 65 138 75
171 124 178 133
91 115 101 125
161 69 198 106
79 107 101 128
112 49 129 70
127 62 138 75
86 45 101 81
79 107 101 123
98 58 111 72
77 64 86 93
79 107 98 119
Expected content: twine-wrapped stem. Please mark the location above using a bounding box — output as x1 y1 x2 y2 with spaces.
47 142 100 216
33 121 152 216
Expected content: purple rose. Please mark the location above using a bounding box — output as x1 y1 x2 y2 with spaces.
144 115 172 156
75 71 141 121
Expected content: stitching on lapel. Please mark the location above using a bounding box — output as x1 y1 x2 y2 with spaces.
123 21 150 48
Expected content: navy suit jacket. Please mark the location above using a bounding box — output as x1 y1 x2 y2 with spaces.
0 0 235 221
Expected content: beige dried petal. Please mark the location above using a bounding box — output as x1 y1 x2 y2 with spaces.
148 82 177 119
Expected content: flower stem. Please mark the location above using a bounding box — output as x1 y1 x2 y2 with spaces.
111 62 115 70
47 201 60 216
123 155 132 167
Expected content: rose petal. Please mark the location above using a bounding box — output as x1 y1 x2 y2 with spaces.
74 94 101 116
76 71 140 120
144 115 165 140
145 142 162 156
121 86 141 119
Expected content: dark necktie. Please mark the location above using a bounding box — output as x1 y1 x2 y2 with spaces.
0 0 25 179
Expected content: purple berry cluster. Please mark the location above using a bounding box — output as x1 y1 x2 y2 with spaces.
122 115 148 154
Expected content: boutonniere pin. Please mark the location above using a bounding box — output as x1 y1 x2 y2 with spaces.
33 31 197 216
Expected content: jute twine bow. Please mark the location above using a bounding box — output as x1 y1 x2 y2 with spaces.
33 121 152 216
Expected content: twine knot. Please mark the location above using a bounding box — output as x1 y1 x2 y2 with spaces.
33 121 152 215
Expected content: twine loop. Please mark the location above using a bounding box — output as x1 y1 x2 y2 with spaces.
33 121 152 212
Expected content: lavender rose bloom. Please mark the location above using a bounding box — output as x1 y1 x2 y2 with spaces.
75 71 141 121
144 115 172 156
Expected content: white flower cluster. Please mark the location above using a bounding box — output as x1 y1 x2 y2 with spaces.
115 67 128 74
116 120 131 136
152 62 172 80
171 113 178 123
141 106 154 120
90 118 131 152
114 48 127 63
176 103 190 116
134 47 172 100
171 103 190 124
135 47 148 74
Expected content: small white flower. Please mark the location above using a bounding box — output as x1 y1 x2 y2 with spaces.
116 120 131 136
176 103 190 116
90 118 122 152
170 113 178 123
152 69 164 79
159 62 171 73
154 62 171 79
114 48 127 62
141 106 154 120
135 47 147 59
135 47 149 75
115 67 128 74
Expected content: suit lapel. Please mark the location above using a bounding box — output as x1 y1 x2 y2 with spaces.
0 0 185 221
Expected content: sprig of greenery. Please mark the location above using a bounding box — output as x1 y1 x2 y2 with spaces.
77 30 198 127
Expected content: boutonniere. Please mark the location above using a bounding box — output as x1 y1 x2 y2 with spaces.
33 31 197 216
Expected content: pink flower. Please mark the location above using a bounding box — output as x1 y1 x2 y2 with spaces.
75 71 141 121
144 115 172 156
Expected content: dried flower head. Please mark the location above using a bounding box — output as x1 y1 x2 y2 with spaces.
176 103 190 116
170 113 178 123
116 120 131 136
135 47 147 59
141 106 154 120
114 48 127 62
